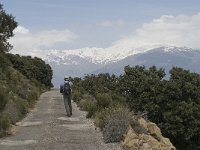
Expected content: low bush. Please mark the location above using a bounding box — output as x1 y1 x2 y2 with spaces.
14 97 28 118
0 87 8 111
96 93 112 108
26 88 40 107
102 106 133 143
94 108 111 130
78 94 97 118
0 114 10 137
111 94 127 106
72 91 83 103
2 95 28 124
86 101 97 118
0 52 11 69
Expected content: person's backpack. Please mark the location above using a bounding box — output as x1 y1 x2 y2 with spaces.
63 82 71 95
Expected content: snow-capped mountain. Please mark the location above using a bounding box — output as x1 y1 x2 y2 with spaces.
93 46 200 75
162 46 194 52
44 44 164 65
44 46 200 87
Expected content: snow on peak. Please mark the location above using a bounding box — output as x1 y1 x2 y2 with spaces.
45 45 194 65
45 47 138 64
163 46 193 52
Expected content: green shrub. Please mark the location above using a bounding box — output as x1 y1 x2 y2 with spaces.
82 94 95 101
96 93 112 108
86 101 97 118
94 108 110 130
102 106 133 143
72 91 83 103
73 92 91 105
94 116 104 130
0 52 11 69
7 54 53 87
78 96 97 118
26 89 39 107
0 114 10 137
2 95 28 124
0 87 8 111
111 94 127 106
14 97 28 118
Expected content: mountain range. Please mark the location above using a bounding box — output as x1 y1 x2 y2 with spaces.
44 46 200 87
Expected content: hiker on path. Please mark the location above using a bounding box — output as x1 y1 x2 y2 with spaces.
60 76 73 117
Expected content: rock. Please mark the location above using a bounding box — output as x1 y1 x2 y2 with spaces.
160 137 176 150
141 143 152 150
122 121 176 150
138 118 148 129
140 134 161 150
121 125 139 147
147 122 162 141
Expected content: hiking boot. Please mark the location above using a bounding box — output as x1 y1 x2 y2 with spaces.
66 114 71 117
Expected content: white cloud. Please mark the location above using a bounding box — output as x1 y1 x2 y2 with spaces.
111 13 200 52
9 13 200 59
10 26 78 57
14 26 30 34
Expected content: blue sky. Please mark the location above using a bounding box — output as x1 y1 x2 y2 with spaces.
1 0 200 56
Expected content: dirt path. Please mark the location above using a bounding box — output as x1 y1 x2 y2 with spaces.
0 90 121 150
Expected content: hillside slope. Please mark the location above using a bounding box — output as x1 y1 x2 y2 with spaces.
0 52 53 137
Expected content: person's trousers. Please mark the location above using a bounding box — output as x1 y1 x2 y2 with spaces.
63 94 72 116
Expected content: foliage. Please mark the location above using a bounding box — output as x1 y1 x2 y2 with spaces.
72 90 83 104
73 65 200 149
7 53 53 87
120 66 200 150
111 93 127 106
0 114 10 137
102 106 132 143
0 52 11 69
0 87 8 111
120 65 165 123
95 105 133 142
81 73 118 95
94 108 112 130
160 67 200 150
13 97 29 119
0 4 17 52
78 94 97 118
95 93 112 109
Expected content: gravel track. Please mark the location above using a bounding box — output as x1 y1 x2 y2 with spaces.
0 90 121 150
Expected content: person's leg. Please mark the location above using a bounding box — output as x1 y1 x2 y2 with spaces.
67 94 72 116
63 94 70 116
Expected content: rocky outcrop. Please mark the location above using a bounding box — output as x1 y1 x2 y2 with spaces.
122 118 176 150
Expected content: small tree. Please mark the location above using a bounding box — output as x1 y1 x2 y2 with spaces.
0 4 18 52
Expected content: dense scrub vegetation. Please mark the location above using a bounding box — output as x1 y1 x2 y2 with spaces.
0 4 53 137
72 66 200 150
7 54 53 87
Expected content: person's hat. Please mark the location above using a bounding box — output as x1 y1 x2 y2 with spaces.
64 76 69 81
